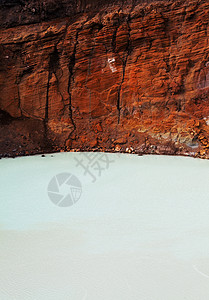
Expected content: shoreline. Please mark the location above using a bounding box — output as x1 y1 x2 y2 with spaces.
0 145 201 160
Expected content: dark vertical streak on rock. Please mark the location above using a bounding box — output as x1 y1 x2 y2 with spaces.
44 70 51 141
44 45 60 142
45 71 51 122
67 29 80 136
15 74 22 116
86 26 96 122
45 46 60 122
112 23 119 53
111 13 121 123
17 83 22 116
88 46 94 120
117 13 132 124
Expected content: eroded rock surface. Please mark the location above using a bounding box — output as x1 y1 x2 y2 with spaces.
1 0 209 157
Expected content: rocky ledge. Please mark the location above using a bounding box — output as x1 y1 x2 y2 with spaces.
1 0 209 158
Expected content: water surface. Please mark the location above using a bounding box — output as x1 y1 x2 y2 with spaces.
1 153 209 299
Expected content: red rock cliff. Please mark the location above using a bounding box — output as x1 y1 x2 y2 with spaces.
1 0 209 158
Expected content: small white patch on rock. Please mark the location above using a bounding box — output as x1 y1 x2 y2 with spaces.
204 117 209 125
126 147 133 153
108 58 117 73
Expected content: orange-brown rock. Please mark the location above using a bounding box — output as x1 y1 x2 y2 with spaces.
1 0 209 158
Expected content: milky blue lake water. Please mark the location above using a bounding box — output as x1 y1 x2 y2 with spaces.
1 153 209 299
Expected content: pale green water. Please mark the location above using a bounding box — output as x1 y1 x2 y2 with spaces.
0 153 209 299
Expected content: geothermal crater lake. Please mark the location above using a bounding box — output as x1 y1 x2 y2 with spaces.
1 153 209 299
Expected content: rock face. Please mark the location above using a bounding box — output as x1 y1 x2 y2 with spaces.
1 0 209 157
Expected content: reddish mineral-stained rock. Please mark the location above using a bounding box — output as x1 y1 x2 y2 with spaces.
1 0 209 158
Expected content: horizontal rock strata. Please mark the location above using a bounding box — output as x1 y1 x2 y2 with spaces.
1 0 209 158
